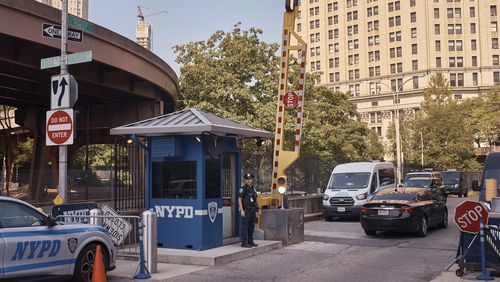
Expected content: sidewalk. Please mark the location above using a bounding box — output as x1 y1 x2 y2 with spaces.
432 270 499 281
108 240 282 281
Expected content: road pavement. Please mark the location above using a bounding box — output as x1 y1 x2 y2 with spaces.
169 196 469 282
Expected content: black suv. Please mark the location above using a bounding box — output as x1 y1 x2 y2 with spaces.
441 170 467 197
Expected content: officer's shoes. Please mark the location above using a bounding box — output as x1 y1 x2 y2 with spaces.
241 244 251 248
249 242 258 247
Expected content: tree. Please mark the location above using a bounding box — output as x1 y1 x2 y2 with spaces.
461 89 500 147
387 73 480 171
173 24 384 163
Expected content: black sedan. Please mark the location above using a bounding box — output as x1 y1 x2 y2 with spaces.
360 188 447 237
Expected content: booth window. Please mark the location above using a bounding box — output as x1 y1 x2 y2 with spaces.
152 161 197 199
205 157 221 199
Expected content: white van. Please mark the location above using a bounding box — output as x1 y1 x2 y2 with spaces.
323 162 396 220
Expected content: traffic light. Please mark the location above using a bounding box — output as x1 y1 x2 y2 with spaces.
277 175 287 195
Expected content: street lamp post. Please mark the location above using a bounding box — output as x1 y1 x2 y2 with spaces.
376 73 428 186
419 131 424 169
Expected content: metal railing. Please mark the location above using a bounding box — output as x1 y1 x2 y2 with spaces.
55 209 157 279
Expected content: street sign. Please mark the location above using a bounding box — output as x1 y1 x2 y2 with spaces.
51 74 78 109
51 202 98 224
454 200 489 233
283 91 299 109
42 23 83 42
46 109 74 146
68 15 94 33
40 50 93 69
101 204 133 245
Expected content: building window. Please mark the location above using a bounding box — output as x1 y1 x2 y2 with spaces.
297 23 301 32
412 44 418 54
329 73 335 82
470 7 475 17
492 22 498 33
411 12 416 23
435 8 440 19
447 8 453 18
435 40 441 51
492 5 497 16
493 55 499 66
471 39 477 50
471 23 476 34
457 57 463 67
411 28 417 38
450 73 464 87
435 24 440 35
412 60 418 70
454 94 462 100
410 0 416 7
449 57 456 67
472 56 477 67
413 76 419 89
473 72 478 86
436 57 442 67
493 38 499 49
448 40 455 51
494 72 500 85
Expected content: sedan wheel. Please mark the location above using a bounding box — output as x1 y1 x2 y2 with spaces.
439 210 448 228
416 217 428 237
364 229 377 236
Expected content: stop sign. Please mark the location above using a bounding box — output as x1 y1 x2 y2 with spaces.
283 91 299 109
454 200 489 233
46 109 74 146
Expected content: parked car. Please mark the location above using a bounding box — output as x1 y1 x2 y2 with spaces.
360 187 448 237
403 171 447 203
0 196 116 282
323 161 396 220
441 169 467 197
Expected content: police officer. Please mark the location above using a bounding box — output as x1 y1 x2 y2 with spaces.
238 173 258 248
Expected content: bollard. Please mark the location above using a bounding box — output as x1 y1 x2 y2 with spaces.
142 210 157 274
476 218 494 281
133 218 151 279
89 208 102 226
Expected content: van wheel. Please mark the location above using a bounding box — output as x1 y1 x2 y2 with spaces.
73 243 109 282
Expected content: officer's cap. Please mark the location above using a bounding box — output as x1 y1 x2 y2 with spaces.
243 173 255 180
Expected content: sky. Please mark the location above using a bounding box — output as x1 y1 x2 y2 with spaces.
89 1 285 75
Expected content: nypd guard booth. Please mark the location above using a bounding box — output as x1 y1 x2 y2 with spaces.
110 108 272 250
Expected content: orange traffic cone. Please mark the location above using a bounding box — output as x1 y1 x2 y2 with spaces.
91 244 106 282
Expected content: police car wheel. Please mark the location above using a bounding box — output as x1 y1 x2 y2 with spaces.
74 243 109 282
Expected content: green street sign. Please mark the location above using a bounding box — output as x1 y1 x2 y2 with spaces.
68 15 94 33
40 50 93 69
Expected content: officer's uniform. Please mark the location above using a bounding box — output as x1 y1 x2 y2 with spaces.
239 173 258 248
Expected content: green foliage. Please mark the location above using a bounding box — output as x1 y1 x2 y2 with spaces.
72 144 114 168
461 89 500 147
173 24 384 162
387 73 481 171
16 138 33 167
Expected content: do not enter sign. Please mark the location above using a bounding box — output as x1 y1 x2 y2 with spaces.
46 109 74 146
454 200 489 233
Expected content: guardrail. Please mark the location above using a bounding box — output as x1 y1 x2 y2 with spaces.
55 209 157 279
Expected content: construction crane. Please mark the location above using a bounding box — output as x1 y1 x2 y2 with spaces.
257 0 306 209
135 6 167 51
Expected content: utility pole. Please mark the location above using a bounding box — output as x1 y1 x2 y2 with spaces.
59 0 68 203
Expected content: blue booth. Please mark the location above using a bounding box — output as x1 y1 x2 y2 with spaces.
111 108 272 250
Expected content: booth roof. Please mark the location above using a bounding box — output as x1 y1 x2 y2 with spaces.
110 108 273 139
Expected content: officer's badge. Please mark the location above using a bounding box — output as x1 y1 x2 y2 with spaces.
208 201 218 223
67 238 78 253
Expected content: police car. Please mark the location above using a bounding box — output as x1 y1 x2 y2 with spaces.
0 196 116 281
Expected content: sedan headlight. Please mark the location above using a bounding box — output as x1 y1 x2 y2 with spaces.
356 192 368 200
323 194 330 201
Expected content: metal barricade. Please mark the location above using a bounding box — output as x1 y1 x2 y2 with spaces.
56 210 156 278
485 225 500 268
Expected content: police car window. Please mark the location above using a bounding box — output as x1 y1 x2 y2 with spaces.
0 201 45 228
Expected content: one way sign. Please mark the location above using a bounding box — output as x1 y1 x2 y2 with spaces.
51 74 78 110
42 23 83 43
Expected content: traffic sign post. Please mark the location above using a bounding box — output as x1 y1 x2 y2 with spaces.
454 200 489 233
46 109 74 146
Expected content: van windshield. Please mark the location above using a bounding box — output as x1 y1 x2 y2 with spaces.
328 173 371 189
